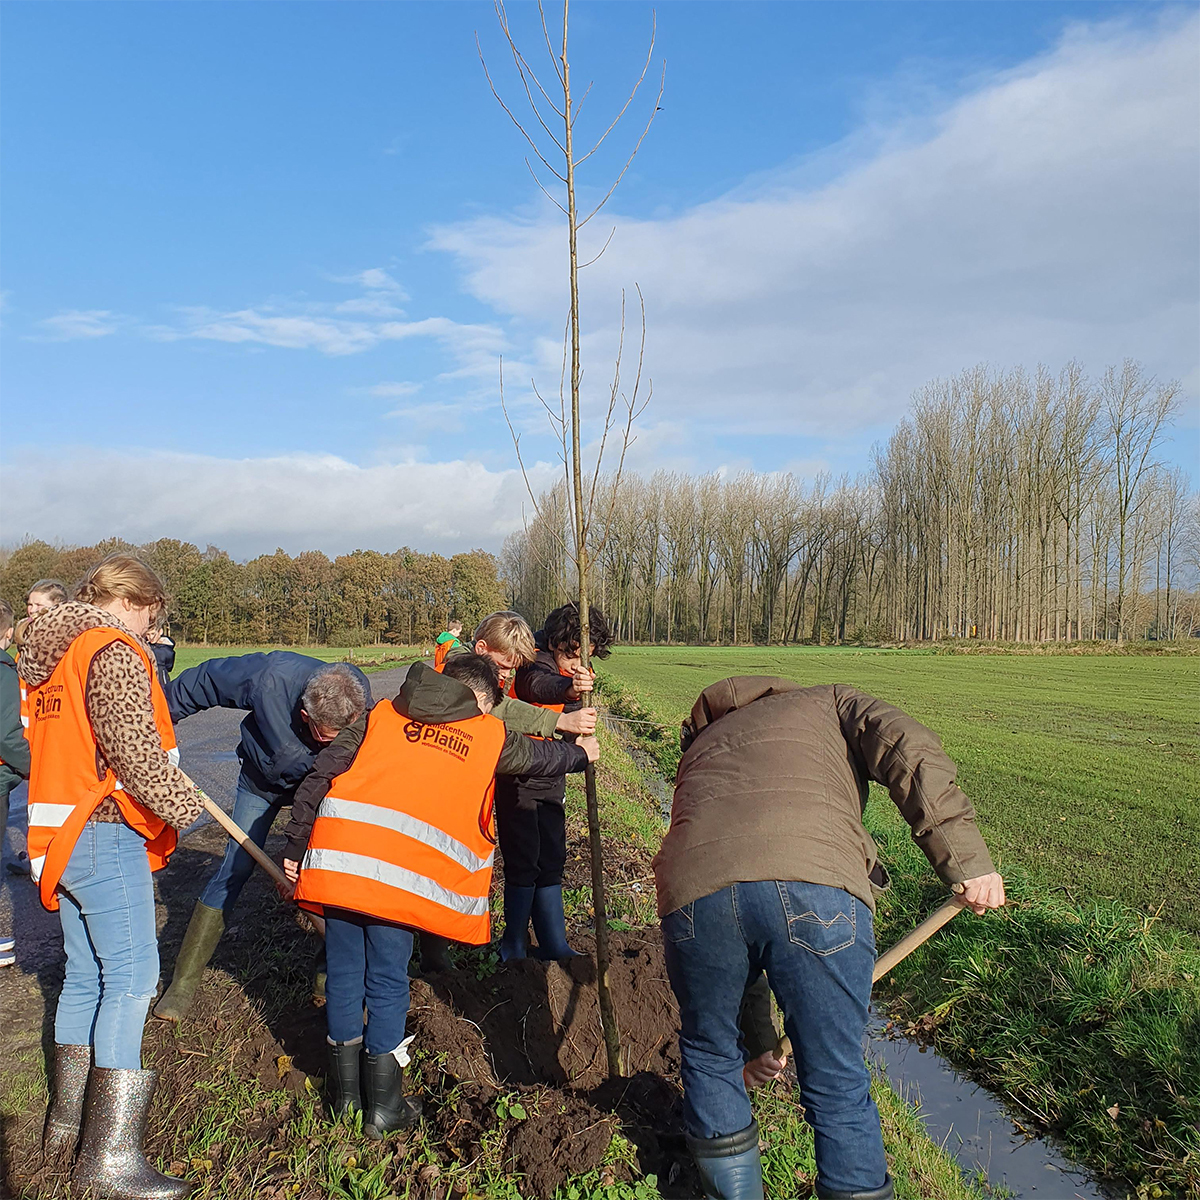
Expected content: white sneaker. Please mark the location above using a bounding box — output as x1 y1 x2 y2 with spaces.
0 937 14 967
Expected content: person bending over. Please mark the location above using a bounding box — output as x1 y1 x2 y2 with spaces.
654 676 1005 1200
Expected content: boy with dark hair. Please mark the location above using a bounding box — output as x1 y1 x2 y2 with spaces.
497 601 614 961
0 599 31 967
281 655 598 1136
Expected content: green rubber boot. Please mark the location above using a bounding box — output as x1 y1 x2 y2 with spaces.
154 902 224 1022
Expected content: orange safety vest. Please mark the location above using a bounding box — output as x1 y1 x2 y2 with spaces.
25 626 179 912
294 701 507 944
432 637 460 672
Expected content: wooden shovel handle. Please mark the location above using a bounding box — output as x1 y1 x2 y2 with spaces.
871 896 963 983
197 793 325 939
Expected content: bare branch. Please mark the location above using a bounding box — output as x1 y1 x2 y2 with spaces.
576 12 656 156
579 62 665 226
476 31 567 182
578 225 617 269
536 0 566 87
498 357 544 518
494 1 569 138
524 156 567 213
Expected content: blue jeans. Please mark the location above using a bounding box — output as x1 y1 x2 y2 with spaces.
200 777 281 918
663 880 887 1196
324 908 414 1056
56 821 160 1069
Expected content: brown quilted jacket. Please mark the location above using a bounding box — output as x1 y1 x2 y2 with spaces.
652 676 996 917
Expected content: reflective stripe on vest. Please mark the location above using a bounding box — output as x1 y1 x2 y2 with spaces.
293 701 505 944
24 625 179 912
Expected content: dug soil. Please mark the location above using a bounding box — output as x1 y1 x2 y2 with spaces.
1 811 703 1200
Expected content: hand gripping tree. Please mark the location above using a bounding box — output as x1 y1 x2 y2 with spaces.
481 0 662 1078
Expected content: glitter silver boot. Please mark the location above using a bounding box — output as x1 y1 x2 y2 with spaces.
43 1043 91 1160
72 1068 192 1199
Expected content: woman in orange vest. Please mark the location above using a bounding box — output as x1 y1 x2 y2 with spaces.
281 654 598 1137
19 555 205 1200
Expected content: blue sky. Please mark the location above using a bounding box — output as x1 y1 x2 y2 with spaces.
2 0 1196 556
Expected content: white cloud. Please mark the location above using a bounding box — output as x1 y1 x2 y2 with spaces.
3 447 558 558
35 309 125 340
429 13 1200 437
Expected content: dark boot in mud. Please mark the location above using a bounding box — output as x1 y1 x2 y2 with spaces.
687 1121 764 1200
418 933 453 973
499 884 536 961
815 1176 894 1200
42 1042 91 1161
73 1068 193 1198
362 1052 422 1139
327 1039 363 1118
530 885 583 960
154 901 224 1022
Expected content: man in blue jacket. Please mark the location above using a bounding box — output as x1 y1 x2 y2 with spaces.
154 652 371 1021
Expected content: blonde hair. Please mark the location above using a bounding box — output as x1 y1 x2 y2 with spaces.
75 554 168 621
472 611 537 664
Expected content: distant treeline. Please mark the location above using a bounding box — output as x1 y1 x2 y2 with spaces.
0 540 506 647
504 361 1200 644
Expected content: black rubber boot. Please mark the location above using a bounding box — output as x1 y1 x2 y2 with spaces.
418 934 453 973
687 1121 764 1200
327 1041 363 1119
72 1068 193 1198
499 884 536 961
815 1175 894 1200
154 902 224 1022
42 1043 91 1160
530 885 583 960
362 1053 422 1139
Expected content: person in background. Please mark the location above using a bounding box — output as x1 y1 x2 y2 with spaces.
281 655 598 1136
0 598 31 969
153 653 371 1021
20 554 205 1199
655 676 1006 1200
497 601 613 961
432 620 463 670
26 578 69 620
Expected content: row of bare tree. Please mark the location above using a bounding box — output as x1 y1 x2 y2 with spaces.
502 362 1197 644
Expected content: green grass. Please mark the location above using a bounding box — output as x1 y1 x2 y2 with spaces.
598 649 1200 1197
600 646 1200 936
169 644 427 676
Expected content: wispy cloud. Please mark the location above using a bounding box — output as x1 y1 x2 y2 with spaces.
35 309 126 340
2 446 557 557
430 12 1200 438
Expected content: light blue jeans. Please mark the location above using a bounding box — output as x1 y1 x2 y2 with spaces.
56 821 160 1069
200 777 281 919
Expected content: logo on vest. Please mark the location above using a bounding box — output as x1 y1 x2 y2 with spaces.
34 685 64 720
403 719 475 761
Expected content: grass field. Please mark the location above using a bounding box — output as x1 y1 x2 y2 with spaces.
600 646 1200 936
170 644 426 675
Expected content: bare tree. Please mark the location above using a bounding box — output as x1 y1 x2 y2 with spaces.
482 0 662 1079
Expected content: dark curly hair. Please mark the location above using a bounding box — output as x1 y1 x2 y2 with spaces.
543 602 615 660
441 652 503 709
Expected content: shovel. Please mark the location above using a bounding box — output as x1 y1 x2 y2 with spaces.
776 894 966 1058
185 774 326 938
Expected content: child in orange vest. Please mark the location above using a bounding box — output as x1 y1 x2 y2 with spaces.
282 654 598 1136
497 602 614 961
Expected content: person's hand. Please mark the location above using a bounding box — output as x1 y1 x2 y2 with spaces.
953 873 1005 915
742 1050 787 1089
566 669 594 700
283 858 300 884
557 707 598 736
578 735 600 764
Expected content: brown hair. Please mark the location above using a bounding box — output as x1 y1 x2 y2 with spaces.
75 554 168 620
472 611 536 664
27 579 69 605
0 599 13 635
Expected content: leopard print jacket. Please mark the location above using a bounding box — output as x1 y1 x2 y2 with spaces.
18 602 204 830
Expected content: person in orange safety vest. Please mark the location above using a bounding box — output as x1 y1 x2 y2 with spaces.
18 555 205 1200
281 653 598 1137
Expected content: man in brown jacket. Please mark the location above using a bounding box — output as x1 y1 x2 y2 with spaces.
653 677 1005 1200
